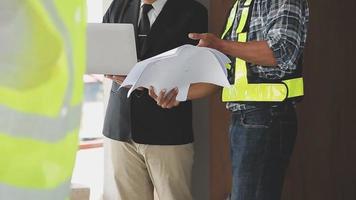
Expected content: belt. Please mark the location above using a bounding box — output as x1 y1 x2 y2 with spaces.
227 101 296 112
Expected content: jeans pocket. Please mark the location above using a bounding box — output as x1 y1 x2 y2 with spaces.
240 108 272 129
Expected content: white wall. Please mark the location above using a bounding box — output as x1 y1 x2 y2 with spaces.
101 1 118 198
87 0 103 22
101 0 211 199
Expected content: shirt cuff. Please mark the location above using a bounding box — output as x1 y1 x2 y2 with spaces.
266 36 284 68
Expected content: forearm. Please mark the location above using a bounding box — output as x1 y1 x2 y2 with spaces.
187 83 219 100
216 39 277 67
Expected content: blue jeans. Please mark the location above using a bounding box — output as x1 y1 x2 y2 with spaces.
228 104 297 200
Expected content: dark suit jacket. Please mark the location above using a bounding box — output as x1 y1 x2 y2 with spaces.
102 0 208 145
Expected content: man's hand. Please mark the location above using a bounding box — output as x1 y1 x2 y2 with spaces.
148 86 180 109
104 75 126 84
188 33 222 49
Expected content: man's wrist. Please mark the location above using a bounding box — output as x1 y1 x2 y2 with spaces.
216 38 228 54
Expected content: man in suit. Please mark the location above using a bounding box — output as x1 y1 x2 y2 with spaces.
102 0 207 199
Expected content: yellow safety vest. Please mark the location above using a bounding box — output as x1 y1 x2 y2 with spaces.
221 0 304 102
0 0 86 199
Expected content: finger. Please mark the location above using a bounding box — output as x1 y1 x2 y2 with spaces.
111 76 122 84
116 75 127 80
105 75 113 79
157 89 166 106
167 90 179 109
166 100 180 109
172 101 180 109
162 88 178 108
112 75 118 81
166 98 180 109
197 40 206 47
109 75 125 83
148 86 158 100
188 33 203 40
117 76 125 82
174 100 180 107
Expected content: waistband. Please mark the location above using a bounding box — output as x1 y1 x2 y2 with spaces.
227 101 297 112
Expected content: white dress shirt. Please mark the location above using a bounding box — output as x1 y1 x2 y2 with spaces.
139 0 167 27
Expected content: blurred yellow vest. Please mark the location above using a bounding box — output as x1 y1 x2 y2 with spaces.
0 0 86 199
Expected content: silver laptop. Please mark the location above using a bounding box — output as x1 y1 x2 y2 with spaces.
86 23 137 75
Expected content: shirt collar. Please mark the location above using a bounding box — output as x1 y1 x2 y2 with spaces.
141 0 167 14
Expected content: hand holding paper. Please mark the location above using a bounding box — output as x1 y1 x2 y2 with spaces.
120 44 231 101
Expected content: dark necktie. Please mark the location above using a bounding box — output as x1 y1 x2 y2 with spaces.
138 4 153 59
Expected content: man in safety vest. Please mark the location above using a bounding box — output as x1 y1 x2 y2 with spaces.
149 0 309 199
0 0 86 199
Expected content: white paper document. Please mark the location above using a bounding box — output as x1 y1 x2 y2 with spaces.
120 44 231 101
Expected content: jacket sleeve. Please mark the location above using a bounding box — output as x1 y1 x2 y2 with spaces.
102 1 113 23
103 0 124 23
186 3 208 45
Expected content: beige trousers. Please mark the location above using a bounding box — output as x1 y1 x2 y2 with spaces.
110 139 194 200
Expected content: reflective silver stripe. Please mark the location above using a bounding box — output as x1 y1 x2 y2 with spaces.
41 0 76 107
0 180 70 200
0 1 83 141
0 1 83 142
0 105 81 142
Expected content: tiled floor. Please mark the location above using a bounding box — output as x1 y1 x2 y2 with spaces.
72 147 104 200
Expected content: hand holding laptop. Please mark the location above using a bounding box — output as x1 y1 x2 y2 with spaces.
105 75 126 85
104 75 144 91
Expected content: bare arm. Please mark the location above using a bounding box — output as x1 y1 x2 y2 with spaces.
148 34 277 109
148 83 219 109
187 83 219 100
188 33 278 67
